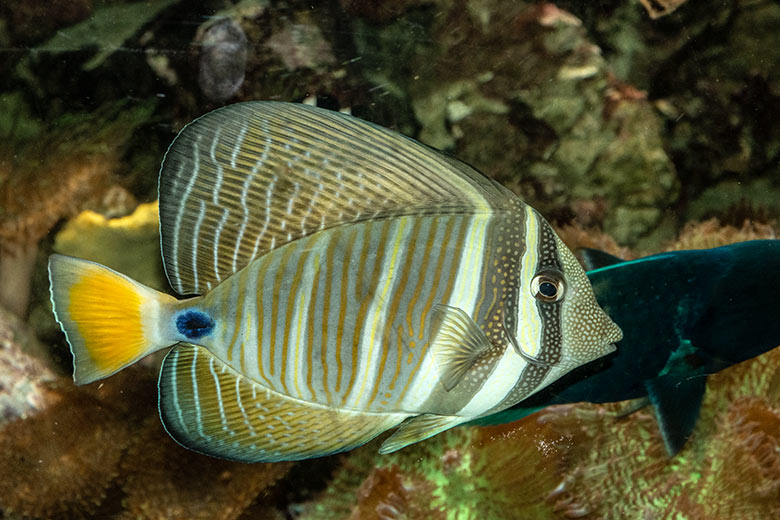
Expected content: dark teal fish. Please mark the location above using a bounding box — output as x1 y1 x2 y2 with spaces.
476 239 780 455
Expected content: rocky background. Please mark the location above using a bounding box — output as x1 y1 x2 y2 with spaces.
0 0 778 518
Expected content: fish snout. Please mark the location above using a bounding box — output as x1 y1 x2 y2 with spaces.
560 302 623 366
603 313 623 346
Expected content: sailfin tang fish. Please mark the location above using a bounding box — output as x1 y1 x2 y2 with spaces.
49 101 622 462
479 240 780 456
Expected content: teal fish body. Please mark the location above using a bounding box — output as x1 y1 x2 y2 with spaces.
48 102 621 462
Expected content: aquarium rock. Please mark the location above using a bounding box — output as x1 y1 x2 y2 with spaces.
198 18 249 102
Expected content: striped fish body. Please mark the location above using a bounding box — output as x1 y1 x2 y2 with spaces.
49 102 622 462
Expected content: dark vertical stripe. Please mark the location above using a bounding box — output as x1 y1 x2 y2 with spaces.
268 245 297 377
334 227 360 394
405 217 439 338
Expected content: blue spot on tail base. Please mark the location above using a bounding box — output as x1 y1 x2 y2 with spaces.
176 311 214 339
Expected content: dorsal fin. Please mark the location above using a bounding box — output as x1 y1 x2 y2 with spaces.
578 248 624 271
158 101 513 295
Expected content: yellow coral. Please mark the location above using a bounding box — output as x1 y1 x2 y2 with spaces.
54 201 165 290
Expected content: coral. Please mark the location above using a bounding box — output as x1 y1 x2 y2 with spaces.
0 101 153 317
53 201 166 291
638 0 689 19
1 0 779 516
340 0 427 23
0 153 111 316
554 223 635 260
0 386 133 518
684 397 780 518
548 0 780 236
0 0 92 44
395 2 678 244
350 465 439 520
120 418 292 520
490 348 780 519
266 17 336 72
669 218 777 251
0 347 290 519
301 420 567 519
538 403 678 517
32 0 179 71
300 445 380 519
3 296 292 518
0 305 58 426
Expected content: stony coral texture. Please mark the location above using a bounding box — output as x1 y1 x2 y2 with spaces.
0 311 292 519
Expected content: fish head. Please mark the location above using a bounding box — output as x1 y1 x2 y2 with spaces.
517 216 622 382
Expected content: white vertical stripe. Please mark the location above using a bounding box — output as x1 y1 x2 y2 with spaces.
458 343 527 416
210 127 223 205
516 207 542 356
169 350 188 433
191 200 207 291
244 261 262 381
260 251 283 389
212 209 229 283
209 356 229 433
284 239 326 400
457 207 542 416
191 348 205 439
233 122 271 271
172 137 203 293
230 123 248 168
234 376 256 437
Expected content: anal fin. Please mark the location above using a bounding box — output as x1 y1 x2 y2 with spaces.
379 414 465 454
158 344 406 462
430 304 492 391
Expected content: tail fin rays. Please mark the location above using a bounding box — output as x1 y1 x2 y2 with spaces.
48 254 177 384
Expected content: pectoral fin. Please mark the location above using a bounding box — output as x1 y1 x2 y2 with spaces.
430 304 492 391
379 414 465 454
645 373 707 456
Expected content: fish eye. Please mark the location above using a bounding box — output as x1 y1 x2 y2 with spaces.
531 270 565 303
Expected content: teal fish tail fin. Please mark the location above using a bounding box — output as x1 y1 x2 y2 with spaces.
48 254 179 385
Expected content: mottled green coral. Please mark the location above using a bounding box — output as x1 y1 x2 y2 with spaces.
34 0 180 70
398 2 679 245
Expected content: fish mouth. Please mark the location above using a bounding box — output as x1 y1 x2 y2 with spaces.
605 316 623 344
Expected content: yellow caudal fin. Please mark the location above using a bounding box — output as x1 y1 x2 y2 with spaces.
48 254 178 385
